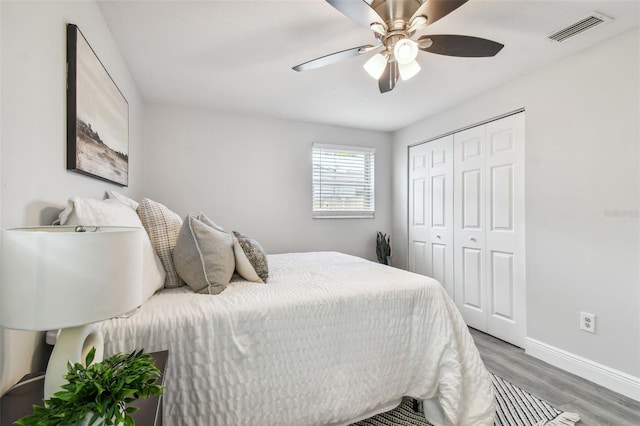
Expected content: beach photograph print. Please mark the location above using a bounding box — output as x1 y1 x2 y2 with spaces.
67 24 129 186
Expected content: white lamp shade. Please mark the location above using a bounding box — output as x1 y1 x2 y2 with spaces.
399 60 421 81
394 38 419 65
1 226 144 330
363 53 388 80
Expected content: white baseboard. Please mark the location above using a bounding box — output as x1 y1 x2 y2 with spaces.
525 337 640 402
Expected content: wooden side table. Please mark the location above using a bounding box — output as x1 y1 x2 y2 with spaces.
1 350 168 426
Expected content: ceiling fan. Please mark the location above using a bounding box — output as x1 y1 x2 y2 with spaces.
293 0 504 93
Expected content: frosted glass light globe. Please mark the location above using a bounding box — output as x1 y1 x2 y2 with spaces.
394 39 419 65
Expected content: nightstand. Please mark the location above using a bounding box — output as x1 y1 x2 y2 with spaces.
0 350 168 426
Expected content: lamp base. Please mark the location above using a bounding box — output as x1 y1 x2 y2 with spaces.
44 324 104 400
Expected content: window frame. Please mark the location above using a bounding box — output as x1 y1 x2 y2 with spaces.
312 143 376 219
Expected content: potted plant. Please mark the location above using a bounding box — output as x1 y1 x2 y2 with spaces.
376 231 391 265
17 348 164 426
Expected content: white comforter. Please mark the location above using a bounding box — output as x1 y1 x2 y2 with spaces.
98 252 494 426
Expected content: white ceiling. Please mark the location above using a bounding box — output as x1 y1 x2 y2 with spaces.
98 0 640 132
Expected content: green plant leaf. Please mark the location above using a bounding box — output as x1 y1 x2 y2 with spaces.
85 347 96 366
17 349 164 425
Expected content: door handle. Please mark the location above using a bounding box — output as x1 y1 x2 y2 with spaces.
435 235 441 239
469 237 477 242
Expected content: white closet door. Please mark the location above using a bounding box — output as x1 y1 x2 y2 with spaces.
484 114 525 346
426 136 454 296
408 143 429 276
409 113 525 346
454 112 525 347
453 125 487 330
408 136 454 296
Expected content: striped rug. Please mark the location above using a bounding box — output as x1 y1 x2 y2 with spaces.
352 373 580 426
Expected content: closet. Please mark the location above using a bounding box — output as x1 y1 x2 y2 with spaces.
408 112 525 347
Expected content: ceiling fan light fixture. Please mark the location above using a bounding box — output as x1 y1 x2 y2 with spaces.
399 60 421 81
418 37 433 49
394 38 418 65
407 15 427 32
294 0 505 93
363 52 388 80
370 22 386 36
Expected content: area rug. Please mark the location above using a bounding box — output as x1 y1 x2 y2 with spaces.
352 373 580 426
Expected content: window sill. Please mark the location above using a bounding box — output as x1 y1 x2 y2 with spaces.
312 215 375 219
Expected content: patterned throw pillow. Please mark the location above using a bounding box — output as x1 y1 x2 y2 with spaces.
232 231 268 283
137 198 184 289
173 214 235 295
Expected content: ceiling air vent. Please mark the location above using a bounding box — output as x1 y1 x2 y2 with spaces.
548 12 612 42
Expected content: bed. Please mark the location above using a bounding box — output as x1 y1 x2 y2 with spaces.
55 195 494 425
97 251 495 426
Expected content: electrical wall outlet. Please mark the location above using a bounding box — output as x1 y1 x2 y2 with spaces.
580 311 596 333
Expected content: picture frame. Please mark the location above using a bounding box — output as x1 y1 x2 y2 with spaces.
67 23 129 186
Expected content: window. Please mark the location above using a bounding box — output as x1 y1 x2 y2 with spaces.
312 143 375 218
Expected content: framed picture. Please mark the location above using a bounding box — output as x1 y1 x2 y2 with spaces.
67 23 129 186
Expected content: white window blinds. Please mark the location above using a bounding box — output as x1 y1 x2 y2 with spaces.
312 143 375 218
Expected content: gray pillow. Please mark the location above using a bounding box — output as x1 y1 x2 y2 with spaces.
233 231 268 283
194 211 225 232
173 214 235 295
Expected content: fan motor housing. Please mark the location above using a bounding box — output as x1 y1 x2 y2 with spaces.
371 0 423 25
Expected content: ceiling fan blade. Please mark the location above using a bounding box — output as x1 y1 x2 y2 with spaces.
326 0 386 29
293 45 374 72
411 0 468 26
418 35 504 57
378 60 399 93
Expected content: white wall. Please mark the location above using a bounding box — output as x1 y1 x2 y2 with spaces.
392 28 639 383
0 0 144 394
143 104 392 261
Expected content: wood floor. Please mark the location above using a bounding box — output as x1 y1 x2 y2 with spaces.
470 328 640 426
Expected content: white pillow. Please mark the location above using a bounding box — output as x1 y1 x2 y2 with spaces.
105 190 139 210
57 197 166 303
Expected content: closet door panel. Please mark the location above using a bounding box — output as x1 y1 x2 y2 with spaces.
410 241 428 276
431 175 446 227
491 165 513 229
408 136 454 298
454 125 488 329
462 247 482 308
485 113 525 347
427 136 454 297
431 243 447 285
491 250 515 319
462 169 482 229
408 144 429 275
413 178 426 226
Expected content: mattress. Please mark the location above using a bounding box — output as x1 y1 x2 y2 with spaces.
98 252 494 426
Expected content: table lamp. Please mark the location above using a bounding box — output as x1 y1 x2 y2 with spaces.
1 226 143 399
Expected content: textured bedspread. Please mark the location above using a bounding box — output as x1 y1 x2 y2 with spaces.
98 252 494 426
